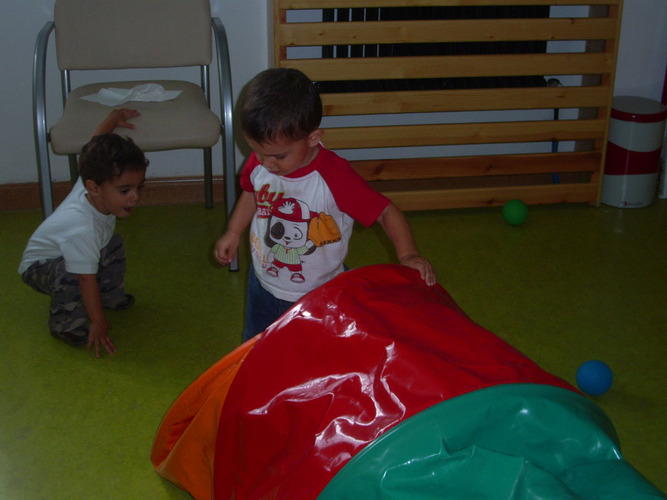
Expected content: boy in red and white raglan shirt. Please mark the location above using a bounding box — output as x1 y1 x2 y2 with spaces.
214 68 435 341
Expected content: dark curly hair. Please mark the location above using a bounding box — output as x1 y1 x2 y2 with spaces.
79 134 149 185
241 68 322 144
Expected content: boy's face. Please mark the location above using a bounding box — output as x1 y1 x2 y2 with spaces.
246 129 323 177
85 169 146 218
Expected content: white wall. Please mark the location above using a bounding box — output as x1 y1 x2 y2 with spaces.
614 0 666 99
0 0 665 185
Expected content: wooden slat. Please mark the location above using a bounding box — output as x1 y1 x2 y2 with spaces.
322 85 612 115
281 53 614 81
278 18 618 47
272 0 620 210
322 119 607 149
276 0 621 9
386 182 600 210
351 151 601 180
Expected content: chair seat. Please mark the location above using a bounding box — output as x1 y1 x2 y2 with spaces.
50 80 221 154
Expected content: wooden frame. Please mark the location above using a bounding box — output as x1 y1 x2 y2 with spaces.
272 0 623 210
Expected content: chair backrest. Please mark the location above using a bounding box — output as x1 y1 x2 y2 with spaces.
54 0 212 71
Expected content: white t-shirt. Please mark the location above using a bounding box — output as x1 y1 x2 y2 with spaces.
241 146 389 302
18 178 116 275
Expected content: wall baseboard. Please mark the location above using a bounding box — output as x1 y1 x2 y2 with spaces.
0 176 228 211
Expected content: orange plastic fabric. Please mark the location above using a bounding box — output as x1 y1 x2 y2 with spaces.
212 265 576 499
151 335 259 500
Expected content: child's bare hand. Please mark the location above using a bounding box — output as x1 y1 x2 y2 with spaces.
400 254 436 286
109 108 140 129
214 232 240 266
87 319 116 358
93 108 140 136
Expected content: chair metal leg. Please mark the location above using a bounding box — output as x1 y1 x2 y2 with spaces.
35 130 55 218
68 154 79 184
33 21 55 218
223 138 238 271
204 147 213 209
213 18 238 271
224 143 238 271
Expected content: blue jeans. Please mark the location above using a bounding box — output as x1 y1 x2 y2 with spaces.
242 265 295 342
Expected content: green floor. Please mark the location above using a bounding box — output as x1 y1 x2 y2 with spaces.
1 200 665 499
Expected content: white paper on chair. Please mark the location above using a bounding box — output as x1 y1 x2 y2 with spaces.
81 84 182 106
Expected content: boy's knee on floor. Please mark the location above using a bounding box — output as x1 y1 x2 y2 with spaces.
50 329 88 346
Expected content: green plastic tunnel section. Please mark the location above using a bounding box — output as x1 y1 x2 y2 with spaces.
320 384 665 499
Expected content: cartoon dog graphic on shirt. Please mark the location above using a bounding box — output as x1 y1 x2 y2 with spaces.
265 198 341 283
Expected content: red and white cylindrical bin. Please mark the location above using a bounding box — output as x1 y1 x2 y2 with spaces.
601 96 667 208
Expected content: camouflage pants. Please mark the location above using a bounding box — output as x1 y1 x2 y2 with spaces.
21 233 128 345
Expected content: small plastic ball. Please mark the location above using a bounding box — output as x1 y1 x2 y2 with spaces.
502 199 528 226
576 360 613 396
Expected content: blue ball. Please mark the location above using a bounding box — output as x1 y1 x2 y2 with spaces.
576 360 613 396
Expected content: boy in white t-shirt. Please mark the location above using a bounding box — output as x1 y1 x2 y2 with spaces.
19 109 148 357
213 68 436 341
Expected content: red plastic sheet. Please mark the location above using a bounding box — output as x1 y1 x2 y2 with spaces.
212 265 575 499
151 336 259 499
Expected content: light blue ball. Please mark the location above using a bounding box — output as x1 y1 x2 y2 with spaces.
576 360 613 396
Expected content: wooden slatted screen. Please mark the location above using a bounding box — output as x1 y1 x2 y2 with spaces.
272 0 623 210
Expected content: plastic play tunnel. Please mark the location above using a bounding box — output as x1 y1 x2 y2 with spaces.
151 265 666 500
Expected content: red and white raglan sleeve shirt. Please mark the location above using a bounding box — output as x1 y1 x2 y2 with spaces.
240 147 390 302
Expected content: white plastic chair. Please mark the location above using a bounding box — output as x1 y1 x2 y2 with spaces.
32 0 237 256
